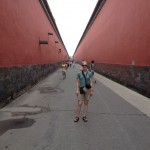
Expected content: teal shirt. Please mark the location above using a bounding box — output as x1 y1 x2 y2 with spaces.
77 70 92 87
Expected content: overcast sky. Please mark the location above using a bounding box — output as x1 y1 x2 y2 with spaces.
47 0 98 56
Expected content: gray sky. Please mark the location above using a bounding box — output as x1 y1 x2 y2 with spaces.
47 0 98 56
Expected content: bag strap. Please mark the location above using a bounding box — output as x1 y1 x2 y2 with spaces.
82 71 87 84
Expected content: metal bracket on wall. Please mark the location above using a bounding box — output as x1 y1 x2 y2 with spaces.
58 49 61 53
48 32 53 35
39 40 48 44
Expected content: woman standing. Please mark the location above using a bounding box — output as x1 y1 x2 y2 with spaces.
61 62 67 79
74 61 93 122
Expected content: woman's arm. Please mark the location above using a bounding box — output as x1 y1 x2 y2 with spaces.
90 78 93 97
90 78 93 91
76 79 79 96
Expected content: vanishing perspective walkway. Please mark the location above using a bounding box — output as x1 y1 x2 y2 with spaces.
0 64 150 150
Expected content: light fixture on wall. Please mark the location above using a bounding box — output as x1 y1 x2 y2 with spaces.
48 32 53 35
39 40 48 44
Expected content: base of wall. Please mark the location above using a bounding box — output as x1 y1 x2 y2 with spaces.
0 63 60 108
95 63 150 98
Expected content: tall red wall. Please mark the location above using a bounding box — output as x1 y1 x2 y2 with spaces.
74 0 150 66
0 0 68 67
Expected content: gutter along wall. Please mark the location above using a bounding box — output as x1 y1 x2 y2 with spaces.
0 0 68 106
73 0 150 97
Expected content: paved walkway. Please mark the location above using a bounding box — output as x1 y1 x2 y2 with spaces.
0 64 150 150
95 71 150 117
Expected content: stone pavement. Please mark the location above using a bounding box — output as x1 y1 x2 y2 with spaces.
0 64 150 150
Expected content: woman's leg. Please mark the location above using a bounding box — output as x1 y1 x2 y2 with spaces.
83 100 88 117
76 100 83 117
74 100 83 122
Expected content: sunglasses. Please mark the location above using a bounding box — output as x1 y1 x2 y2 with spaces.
82 65 87 67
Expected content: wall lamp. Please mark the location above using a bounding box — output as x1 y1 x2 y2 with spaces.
48 32 53 35
55 41 59 43
39 40 48 44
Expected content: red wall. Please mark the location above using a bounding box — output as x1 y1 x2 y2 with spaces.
0 0 68 67
74 0 150 66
